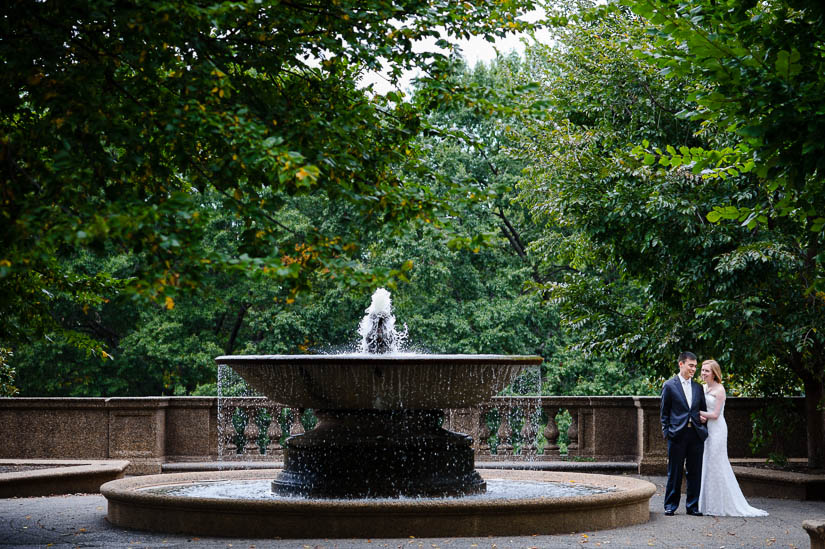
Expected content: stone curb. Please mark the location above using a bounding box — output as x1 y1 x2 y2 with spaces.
101 468 657 538
733 465 825 501
0 459 129 497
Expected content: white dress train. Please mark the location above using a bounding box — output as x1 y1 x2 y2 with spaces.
698 388 768 516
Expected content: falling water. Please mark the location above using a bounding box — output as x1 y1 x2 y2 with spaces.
217 363 258 466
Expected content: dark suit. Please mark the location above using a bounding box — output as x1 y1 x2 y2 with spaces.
660 375 708 513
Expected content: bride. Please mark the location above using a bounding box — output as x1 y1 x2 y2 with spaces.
698 359 768 516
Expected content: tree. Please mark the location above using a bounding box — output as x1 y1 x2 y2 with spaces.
0 0 540 358
406 53 653 394
623 0 825 258
513 1 824 466
620 0 825 467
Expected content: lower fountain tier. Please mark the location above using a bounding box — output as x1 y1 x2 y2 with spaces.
272 409 484 498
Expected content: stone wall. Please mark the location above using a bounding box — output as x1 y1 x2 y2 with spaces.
0 396 807 474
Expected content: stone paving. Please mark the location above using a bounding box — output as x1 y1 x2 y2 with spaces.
1 476 823 548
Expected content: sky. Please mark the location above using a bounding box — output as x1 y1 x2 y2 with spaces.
361 10 551 96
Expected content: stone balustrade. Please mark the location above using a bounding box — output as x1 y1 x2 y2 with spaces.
0 396 807 474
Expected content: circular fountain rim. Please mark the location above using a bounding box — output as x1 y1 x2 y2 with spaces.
102 469 656 538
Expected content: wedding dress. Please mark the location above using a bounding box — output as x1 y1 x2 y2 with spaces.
698 388 768 516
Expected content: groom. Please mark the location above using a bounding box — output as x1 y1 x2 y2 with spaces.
660 351 708 516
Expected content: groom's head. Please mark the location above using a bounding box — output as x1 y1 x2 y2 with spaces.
678 351 698 379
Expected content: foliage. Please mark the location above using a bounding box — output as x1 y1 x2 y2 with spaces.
622 0 825 275
749 398 803 467
5 4 690 402
542 346 656 396
0 0 540 359
514 0 823 465
0 348 17 397
620 0 825 465
514 0 706 374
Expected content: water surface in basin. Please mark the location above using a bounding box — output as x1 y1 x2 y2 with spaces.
139 478 616 501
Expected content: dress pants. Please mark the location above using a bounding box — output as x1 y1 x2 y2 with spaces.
664 426 703 513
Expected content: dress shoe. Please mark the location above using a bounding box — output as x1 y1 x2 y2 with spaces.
687 510 703 516
664 509 675 516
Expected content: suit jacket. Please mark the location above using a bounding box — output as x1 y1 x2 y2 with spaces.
660 375 708 442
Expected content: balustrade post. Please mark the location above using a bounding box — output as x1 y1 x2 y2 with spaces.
242 409 260 457
566 408 579 456
226 401 248 456
219 403 234 457
477 407 492 457
542 406 560 457
495 406 513 455
266 406 283 457
520 409 538 457
290 409 305 435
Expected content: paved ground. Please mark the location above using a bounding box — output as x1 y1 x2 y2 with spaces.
1 476 823 548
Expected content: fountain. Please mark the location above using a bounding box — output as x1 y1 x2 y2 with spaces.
220 288 536 499
102 289 656 538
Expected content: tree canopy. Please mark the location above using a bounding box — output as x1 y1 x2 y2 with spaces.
1 0 540 357
621 0 825 466
623 0 825 283
513 0 823 466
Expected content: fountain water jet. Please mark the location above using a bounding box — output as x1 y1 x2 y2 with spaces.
101 289 656 538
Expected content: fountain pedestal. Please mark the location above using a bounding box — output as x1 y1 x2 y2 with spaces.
273 410 484 498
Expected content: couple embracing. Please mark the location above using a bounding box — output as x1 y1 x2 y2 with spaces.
660 351 768 517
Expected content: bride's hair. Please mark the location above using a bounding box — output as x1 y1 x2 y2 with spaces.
702 359 722 383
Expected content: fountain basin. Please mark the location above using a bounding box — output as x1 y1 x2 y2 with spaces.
215 354 541 409
215 353 542 498
102 469 657 538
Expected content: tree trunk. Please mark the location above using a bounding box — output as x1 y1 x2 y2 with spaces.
225 303 250 355
800 370 825 469
496 207 542 284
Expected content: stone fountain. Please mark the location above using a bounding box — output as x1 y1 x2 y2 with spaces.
218 290 538 498
101 289 656 538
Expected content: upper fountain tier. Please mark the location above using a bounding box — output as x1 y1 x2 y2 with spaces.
217 288 541 410
214 353 541 410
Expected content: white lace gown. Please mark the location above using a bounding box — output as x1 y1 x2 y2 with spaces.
699 389 768 516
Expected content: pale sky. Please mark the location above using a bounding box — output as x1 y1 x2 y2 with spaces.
361 10 550 96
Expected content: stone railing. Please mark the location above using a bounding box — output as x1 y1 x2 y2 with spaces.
0 396 807 474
